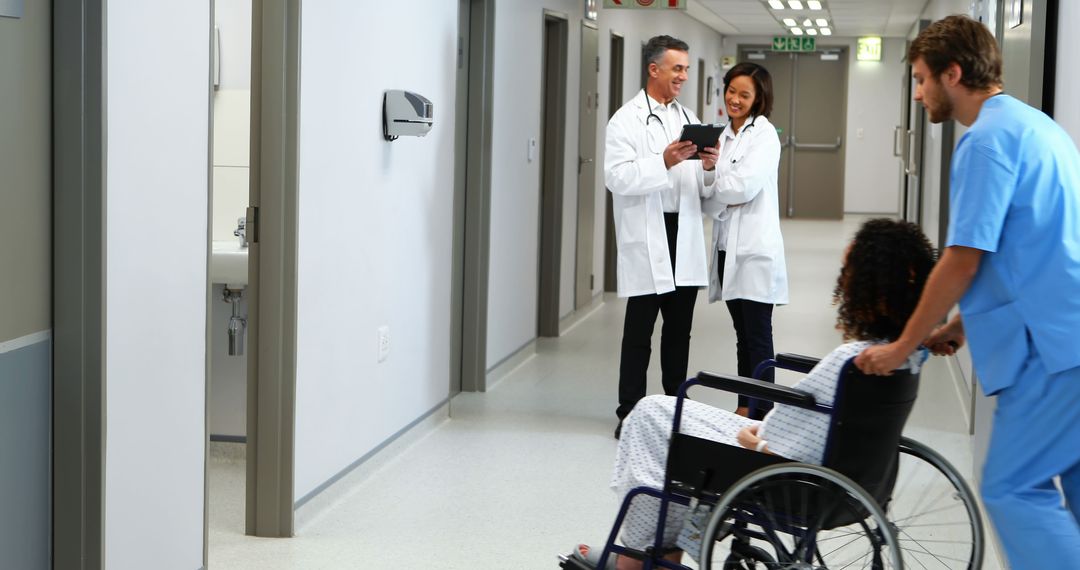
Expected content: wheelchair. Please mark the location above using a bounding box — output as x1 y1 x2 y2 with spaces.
561 353 984 569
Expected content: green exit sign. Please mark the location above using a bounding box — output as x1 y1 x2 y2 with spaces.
772 36 816 53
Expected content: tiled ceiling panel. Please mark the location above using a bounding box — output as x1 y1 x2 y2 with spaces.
696 0 928 37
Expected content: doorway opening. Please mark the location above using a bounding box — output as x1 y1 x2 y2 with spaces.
537 13 568 338
603 32 624 294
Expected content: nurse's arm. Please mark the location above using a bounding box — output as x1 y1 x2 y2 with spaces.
854 246 983 375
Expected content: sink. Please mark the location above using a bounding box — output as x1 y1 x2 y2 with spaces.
211 240 249 287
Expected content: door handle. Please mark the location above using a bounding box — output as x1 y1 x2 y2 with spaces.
791 135 842 150
893 126 904 157
905 130 918 176
578 156 594 173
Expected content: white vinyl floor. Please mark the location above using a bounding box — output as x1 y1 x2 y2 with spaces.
208 217 1004 569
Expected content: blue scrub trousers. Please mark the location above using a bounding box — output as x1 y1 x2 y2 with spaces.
981 355 1080 569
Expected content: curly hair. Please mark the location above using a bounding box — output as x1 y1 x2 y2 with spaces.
834 219 937 341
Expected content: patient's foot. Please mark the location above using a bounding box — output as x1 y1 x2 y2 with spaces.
575 544 643 570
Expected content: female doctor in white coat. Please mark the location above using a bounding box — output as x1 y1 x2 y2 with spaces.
703 62 789 420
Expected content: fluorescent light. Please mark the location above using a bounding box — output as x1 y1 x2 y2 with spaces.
820 27 832 35
791 27 804 35
816 18 829 26
807 0 822 9
769 0 784 9
788 0 803 9
803 18 813 27
806 28 818 35
821 53 840 61
748 52 767 60
783 18 797 26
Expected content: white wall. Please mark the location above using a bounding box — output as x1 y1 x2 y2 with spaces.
294 0 458 500
1056 0 1080 147
722 35 906 214
486 1 726 369
105 2 209 568
211 0 252 243
843 38 906 213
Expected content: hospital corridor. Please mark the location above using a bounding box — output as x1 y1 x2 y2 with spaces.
2 0 1080 569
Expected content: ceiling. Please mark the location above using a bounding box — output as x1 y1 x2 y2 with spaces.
693 0 928 38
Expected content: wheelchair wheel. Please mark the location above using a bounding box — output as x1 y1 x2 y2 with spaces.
699 464 902 569
891 437 984 569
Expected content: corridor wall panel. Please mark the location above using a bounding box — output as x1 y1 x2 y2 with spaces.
104 2 209 568
294 0 458 501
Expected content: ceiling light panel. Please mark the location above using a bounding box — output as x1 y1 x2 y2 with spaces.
816 18 829 26
821 27 832 35
806 28 817 35
788 1 803 9
769 0 785 9
791 27 804 35
783 18 797 26
807 1 822 9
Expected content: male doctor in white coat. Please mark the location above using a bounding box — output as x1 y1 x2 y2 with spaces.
605 35 718 438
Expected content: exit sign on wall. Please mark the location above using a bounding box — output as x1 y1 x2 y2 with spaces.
772 36 816 52
603 0 688 10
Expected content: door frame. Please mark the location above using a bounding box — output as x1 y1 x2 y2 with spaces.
244 0 301 537
52 0 107 566
452 0 495 391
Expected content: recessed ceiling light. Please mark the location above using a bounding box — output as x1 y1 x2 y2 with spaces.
783 18 797 26
820 27 832 35
791 27 804 35
806 28 818 35
769 0 785 9
816 18 829 26
803 18 813 27
807 1 823 9
788 0 803 9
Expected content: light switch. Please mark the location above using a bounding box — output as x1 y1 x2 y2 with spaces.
527 138 537 163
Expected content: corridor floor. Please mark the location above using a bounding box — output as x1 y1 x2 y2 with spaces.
209 217 1003 569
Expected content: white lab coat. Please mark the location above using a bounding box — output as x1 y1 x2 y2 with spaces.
605 90 710 297
702 115 788 305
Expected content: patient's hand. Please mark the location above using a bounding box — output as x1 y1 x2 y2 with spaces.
736 425 761 451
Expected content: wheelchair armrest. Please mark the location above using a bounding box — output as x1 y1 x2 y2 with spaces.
774 353 821 374
693 371 818 409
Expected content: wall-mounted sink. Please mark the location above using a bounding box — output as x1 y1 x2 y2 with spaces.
211 240 248 287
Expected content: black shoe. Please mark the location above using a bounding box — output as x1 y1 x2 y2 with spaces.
614 420 623 440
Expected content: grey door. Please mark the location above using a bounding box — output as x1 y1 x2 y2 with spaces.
538 14 567 337
741 51 794 218
789 51 846 219
903 72 926 224
575 22 599 310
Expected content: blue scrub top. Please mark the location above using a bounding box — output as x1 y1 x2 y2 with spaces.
946 94 1080 394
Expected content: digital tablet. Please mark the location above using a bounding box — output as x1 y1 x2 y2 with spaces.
678 124 725 160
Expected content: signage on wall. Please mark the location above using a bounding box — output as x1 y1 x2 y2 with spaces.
603 0 687 11
771 36 816 53
0 0 24 19
856 37 882 61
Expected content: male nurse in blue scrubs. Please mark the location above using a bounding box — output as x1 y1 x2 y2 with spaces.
855 15 1080 569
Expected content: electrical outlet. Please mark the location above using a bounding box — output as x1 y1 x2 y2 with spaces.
377 325 390 362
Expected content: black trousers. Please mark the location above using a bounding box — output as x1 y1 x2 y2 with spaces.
616 213 699 420
717 250 775 420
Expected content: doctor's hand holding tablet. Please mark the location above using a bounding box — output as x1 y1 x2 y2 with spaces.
662 124 722 170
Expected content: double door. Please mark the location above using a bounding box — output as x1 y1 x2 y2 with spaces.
738 49 847 219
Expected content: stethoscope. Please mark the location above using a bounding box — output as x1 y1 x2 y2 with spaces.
722 115 759 164
644 91 692 154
